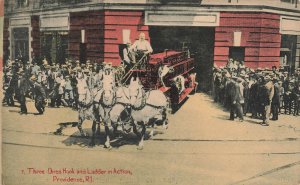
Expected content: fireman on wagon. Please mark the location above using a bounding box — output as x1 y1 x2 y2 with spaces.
130 32 153 68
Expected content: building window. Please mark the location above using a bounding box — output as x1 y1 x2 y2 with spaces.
41 32 69 64
280 35 297 71
15 0 29 8
12 27 29 62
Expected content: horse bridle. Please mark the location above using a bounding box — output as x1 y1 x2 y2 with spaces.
78 89 93 108
100 89 116 108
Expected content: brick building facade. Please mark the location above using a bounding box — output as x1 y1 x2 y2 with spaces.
3 0 300 87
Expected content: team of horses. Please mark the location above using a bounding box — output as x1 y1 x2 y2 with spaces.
77 64 169 150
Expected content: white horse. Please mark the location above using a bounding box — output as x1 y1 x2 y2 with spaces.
103 83 132 149
77 81 101 146
95 67 120 149
128 77 169 149
102 76 169 150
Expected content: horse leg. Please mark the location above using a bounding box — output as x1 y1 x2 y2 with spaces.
94 106 101 136
104 125 113 149
162 108 169 130
138 124 146 150
89 121 96 146
77 116 86 137
149 122 154 139
96 122 101 136
133 122 146 150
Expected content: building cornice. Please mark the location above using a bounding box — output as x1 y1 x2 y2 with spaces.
4 3 300 19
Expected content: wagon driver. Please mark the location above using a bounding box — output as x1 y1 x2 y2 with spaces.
130 32 153 66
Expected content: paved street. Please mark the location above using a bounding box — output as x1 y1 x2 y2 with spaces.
2 93 300 185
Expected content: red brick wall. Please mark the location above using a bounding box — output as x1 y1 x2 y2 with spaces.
103 10 149 66
214 12 281 69
31 16 40 59
69 11 105 63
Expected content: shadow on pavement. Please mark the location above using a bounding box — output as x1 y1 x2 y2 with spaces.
8 109 36 115
214 114 264 126
54 122 165 149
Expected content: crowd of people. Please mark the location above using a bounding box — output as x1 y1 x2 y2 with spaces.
2 57 106 115
212 59 300 126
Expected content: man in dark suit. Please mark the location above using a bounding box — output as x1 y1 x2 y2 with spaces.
30 75 47 115
227 76 244 122
271 78 280 120
259 75 274 126
16 70 29 114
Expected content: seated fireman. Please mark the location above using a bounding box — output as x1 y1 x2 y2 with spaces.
123 41 135 72
129 32 153 67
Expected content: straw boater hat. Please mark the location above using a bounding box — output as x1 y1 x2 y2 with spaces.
43 59 48 66
30 75 37 81
264 75 271 81
6 72 13 76
237 77 243 83
231 75 238 80
17 69 24 75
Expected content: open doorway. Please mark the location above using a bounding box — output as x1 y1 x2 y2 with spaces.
149 26 215 92
229 47 245 62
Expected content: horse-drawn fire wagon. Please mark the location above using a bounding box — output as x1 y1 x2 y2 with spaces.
76 45 198 149
118 47 198 112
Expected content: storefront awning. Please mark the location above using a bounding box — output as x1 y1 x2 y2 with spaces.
280 16 300 35
40 13 69 31
145 11 219 27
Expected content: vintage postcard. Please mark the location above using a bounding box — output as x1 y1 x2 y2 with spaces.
1 0 300 185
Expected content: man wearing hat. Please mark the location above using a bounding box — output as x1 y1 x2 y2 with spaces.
16 69 28 114
64 75 74 107
3 71 15 106
129 32 153 69
214 70 222 103
226 76 244 122
123 41 135 72
30 75 47 115
271 77 280 120
259 75 274 126
31 62 41 76
290 81 300 116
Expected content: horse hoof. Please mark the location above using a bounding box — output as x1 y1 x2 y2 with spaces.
89 141 95 147
149 131 154 139
104 145 112 150
104 142 112 150
137 145 144 150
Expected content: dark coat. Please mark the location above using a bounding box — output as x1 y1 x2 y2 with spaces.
226 80 243 104
33 82 47 101
272 83 280 105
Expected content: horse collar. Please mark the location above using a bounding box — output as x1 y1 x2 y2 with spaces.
132 89 146 110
